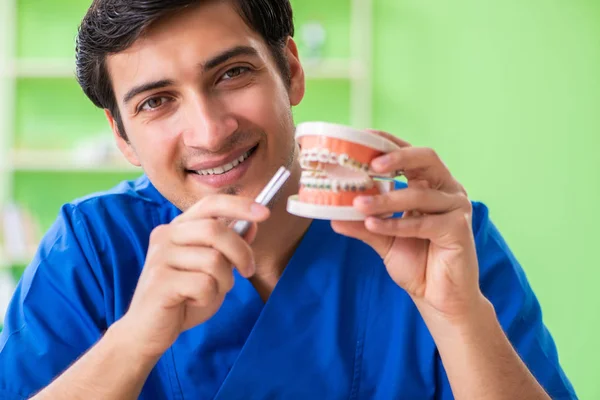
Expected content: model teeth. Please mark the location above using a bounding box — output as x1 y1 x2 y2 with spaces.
196 149 252 176
302 170 327 178
298 147 382 196
299 148 370 172
300 177 373 192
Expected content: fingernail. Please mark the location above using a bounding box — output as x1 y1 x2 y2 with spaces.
251 203 267 217
365 217 383 227
374 155 392 167
356 196 374 206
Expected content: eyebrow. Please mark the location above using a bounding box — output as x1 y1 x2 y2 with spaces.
123 79 174 105
202 45 260 71
122 46 260 105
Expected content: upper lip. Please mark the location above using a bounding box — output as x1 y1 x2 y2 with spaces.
187 144 257 171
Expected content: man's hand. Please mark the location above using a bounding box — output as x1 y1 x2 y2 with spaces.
119 194 270 359
332 130 551 399
31 194 270 400
331 131 483 321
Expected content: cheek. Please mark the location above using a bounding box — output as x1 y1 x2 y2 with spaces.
127 113 186 167
225 83 291 136
228 86 276 122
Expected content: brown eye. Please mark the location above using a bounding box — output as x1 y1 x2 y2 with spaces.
141 96 169 111
222 66 250 81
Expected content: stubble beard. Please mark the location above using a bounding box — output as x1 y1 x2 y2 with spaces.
217 136 298 227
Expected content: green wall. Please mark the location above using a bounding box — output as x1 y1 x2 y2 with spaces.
373 1 599 398
7 0 597 397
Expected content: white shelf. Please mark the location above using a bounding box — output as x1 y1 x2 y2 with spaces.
303 58 366 79
0 258 31 269
0 0 16 205
8 149 140 173
0 248 35 269
10 58 76 78
7 57 366 80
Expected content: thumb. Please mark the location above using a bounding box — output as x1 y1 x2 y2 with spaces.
331 220 391 257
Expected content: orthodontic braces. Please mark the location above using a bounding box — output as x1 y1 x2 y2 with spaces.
299 148 370 173
300 176 374 193
299 148 392 193
301 170 327 178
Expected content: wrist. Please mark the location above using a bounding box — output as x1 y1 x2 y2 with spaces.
32 317 162 399
414 292 497 340
415 294 550 400
107 317 165 369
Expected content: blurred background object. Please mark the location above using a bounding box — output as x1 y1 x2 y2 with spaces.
0 0 598 397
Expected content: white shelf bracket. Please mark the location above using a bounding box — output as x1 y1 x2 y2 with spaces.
349 0 373 129
0 0 16 206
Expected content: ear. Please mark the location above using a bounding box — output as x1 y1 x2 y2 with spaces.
105 109 142 167
284 37 305 107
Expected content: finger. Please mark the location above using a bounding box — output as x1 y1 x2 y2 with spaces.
331 220 385 246
330 220 392 259
403 179 430 218
370 147 460 192
165 246 235 294
173 194 270 223
169 220 255 277
364 209 474 246
353 188 470 216
162 269 220 309
407 178 430 190
366 129 412 148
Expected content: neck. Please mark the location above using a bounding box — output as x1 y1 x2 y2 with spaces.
249 160 311 301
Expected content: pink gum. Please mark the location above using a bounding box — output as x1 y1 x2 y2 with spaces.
298 135 384 165
299 187 381 206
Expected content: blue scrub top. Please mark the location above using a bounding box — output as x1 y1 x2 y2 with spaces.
0 175 577 399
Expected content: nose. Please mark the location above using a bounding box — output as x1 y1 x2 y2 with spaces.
181 94 239 152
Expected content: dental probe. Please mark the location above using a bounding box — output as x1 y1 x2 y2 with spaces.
232 166 291 236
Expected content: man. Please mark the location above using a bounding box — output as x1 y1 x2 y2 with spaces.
0 0 576 399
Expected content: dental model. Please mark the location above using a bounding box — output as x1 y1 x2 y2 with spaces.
287 122 401 221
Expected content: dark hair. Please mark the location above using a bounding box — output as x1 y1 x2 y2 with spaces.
75 0 294 140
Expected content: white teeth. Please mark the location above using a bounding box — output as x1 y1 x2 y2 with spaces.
332 180 338 193
222 162 235 172
318 149 330 163
195 149 252 176
299 149 370 172
300 177 373 192
338 154 349 165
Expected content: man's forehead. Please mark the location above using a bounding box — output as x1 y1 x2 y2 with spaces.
114 1 259 58
157 3 252 36
105 2 267 98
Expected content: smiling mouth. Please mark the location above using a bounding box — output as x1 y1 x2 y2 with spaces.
189 144 259 176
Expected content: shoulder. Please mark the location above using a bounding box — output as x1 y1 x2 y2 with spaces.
57 174 179 248
0 178 174 397
468 200 532 305
38 174 181 274
25 175 178 297
24 173 173 261
5 176 179 330
67 174 173 218
459 201 577 397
